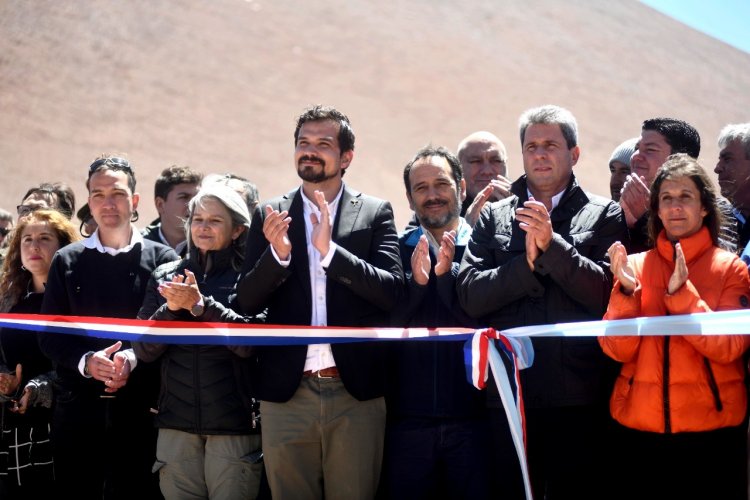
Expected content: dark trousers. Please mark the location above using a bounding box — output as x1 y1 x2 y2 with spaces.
383 416 491 500
609 422 748 500
51 392 162 500
488 405 615 500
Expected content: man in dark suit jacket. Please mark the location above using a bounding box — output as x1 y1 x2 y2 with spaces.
234 105 403 500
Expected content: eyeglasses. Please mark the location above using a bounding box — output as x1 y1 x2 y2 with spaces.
88 156 133 174
16 204 41 218
0 228 10 237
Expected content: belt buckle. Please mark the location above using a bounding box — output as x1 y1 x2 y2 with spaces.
317 369 334 379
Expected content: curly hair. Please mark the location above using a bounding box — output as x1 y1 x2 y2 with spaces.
0 210 81 312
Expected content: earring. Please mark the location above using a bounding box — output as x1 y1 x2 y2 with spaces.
21 265 27 271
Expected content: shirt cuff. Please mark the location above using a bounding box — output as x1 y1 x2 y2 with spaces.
122 348 138 371
320 242 338 268
270 245 291 267
79 351 94 378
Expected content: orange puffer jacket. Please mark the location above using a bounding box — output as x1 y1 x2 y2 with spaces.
599 226 750 434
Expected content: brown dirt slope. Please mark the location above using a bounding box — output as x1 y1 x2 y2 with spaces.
1 0 749 229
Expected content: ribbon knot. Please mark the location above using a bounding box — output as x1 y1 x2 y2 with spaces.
464 327 534 390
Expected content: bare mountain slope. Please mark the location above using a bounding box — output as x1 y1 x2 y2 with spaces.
1 0 749 229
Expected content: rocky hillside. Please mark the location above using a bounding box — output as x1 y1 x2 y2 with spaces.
1 0 748 228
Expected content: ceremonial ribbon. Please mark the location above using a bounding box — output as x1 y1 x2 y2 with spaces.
4 308 750 500
464 328 535 500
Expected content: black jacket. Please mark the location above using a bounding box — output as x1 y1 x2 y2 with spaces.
387 222 485 418
457 175 626 409
135 247 261 435
0 292 52 431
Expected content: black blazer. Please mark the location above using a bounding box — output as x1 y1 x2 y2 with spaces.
234 185 404 402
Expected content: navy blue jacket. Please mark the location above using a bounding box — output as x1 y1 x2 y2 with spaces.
387 221 485 418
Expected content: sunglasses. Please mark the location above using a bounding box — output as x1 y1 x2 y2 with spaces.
88 156 133 174
0 228 10 237
16 204 42 218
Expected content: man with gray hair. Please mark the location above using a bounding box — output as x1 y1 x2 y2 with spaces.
456 131 512 226
715 123 750 252
457 105 626 499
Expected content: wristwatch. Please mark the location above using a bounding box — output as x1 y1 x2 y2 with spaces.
190 297 205 317
83 351 94 376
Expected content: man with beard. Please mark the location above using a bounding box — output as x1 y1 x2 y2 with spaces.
233 105 403 500
383 146 489 499
457 131 512 226
457 105 626 499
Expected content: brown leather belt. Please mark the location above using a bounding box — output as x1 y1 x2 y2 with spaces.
303 367 340 379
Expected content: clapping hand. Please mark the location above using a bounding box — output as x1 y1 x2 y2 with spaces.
667 242 688 295
263 205 292 261
464 175 512 227
158 269 202 312
517 197 553 270
620 174 650 227
608 241 636 294
310 190 333 258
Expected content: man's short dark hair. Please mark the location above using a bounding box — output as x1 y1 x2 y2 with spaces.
642 118 701 159
294 105 355 153
403 145 464 193
154 165 203 200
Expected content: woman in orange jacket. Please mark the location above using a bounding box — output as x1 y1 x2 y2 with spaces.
599 154 750 500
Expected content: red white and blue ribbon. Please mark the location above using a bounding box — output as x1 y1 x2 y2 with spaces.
0 313 476 345
4 308 750 500
464 328 535 499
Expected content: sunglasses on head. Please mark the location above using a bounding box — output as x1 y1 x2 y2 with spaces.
88 156 133 174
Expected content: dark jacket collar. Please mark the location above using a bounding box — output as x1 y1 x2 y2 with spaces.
510 174 590 221
187 245 236 276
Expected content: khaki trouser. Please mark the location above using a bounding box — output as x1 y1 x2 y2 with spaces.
261 376 386 500
154 428 263 500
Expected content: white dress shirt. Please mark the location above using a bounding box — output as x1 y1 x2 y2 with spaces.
271 186 344 372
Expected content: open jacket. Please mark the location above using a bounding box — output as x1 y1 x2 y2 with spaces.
233 185 404 403
599 226 750 433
